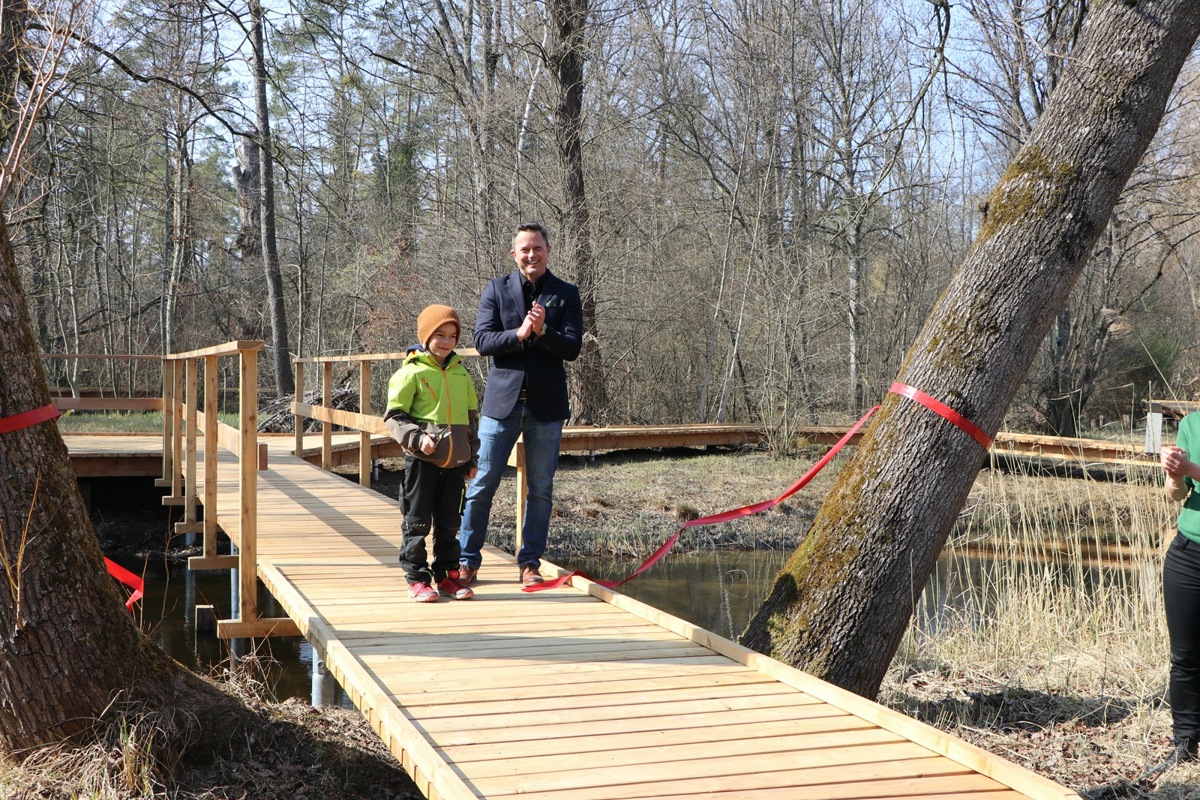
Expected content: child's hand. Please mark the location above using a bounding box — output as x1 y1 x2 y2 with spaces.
466 465 477 481
420 434 436 455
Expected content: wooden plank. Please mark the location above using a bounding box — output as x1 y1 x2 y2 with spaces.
52 397 163 411
462 727 906 780
216 617 302 639
438 715 873 763
189 555 239 571
525 770 1012 800
196 438 1079 800
470 741 940 796
167 340 264 359
429 702 851 748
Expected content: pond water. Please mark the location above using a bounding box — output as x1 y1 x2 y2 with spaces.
110 555 328 704
111 542 1151 704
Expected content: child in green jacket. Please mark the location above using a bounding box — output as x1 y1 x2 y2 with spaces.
383 305 480 602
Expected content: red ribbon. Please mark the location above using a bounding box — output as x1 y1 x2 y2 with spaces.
888 382 991 450
104 558 144 611
0 404 61 435
525 405 881 593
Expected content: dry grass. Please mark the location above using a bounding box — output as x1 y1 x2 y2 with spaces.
885 462 1197 797
0 654 420 799
516 447 1199 795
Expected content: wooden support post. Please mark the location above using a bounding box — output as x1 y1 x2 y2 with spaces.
178 358 199 537
1146 401 1164 455
322 361 333 470
359 361 372 487
511 436 526 555
171 360 184 499
238 347 259 626
203 356 219 556
294 360 305 457
157 359 175 488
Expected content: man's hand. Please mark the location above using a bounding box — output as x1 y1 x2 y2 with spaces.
518 301 546 341
419 434 436 455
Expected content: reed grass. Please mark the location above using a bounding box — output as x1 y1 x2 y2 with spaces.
56 411 239 433
884 457 1194 791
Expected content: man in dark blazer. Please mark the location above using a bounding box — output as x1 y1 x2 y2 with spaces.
457 222 583 586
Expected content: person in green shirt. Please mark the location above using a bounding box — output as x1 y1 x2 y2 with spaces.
384 304 480 602
1157 411 1200 769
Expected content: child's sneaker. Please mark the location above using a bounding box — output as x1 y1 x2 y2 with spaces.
437 572 474 600
408 582 439 603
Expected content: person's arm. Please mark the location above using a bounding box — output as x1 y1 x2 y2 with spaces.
530 284 583 362
1162 444 1196 501
383 370 432 452
466 408 480 479
473 278 528 356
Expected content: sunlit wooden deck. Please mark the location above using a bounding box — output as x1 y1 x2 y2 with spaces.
64 431 1079 800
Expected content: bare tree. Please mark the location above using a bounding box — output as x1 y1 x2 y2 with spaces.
741 0 1200 699
248 0 293 395
545 0 608 423
0 0 249 752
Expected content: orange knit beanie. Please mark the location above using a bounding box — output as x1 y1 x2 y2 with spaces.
416 304 461 347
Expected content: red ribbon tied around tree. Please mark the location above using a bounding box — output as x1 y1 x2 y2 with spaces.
103 558 144 611
0 404 60 434
525 405 881 593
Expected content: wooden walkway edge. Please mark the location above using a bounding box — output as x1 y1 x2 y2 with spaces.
65 432 1082 799
245 441 1079 800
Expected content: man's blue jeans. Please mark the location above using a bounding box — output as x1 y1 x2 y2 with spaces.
458 401 563 571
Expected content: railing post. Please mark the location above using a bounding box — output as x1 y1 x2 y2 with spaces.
159 359 175 488
359 361 372 487
182 358 199 542
514 437 526 555
170 360 184 500
238 346 259 625
321 360 333 470
294 359 305 457
203 355 219 557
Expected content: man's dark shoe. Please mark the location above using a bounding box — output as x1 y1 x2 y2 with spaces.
519 565 544 586
458 563 478 586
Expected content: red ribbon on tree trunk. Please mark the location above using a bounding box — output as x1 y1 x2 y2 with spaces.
525 405 881 593
103 558 144 611
888 382 992 450
0 404 60 434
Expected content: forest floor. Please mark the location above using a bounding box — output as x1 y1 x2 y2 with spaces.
8 445 1198 798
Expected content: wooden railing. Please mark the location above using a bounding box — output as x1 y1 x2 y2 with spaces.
291 349 481 485
162 340 298 640
286 350 542 537
42 353 164 412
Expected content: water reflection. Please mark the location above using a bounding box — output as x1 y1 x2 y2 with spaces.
569 551 788 639
114 545 1151 702
108 555 331 703
567 546 1151 642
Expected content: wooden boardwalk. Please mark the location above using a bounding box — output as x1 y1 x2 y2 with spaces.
64 432 1080 800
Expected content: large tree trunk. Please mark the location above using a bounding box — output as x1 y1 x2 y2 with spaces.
0 211 223 749
249 0 294 396
0 1 246 754
548 0 608 424
741 0 1200 699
